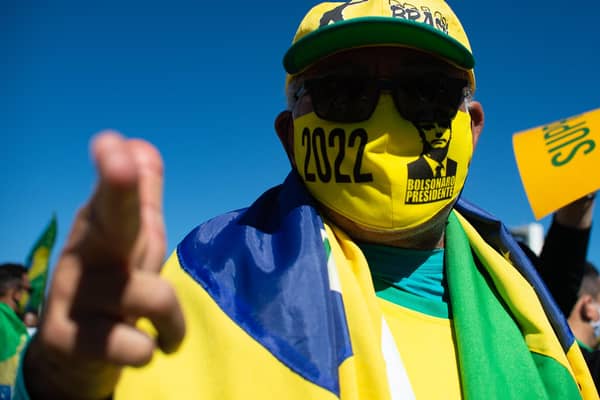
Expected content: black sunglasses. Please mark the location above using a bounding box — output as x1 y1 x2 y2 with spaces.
295 74 470 124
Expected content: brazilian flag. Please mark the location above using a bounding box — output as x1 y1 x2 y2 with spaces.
22 215 57 315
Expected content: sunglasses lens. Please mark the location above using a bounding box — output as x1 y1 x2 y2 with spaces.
309 78 378 122
304 75 468 123
393 77 468 124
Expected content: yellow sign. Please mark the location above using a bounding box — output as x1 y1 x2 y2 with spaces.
513 107 600 220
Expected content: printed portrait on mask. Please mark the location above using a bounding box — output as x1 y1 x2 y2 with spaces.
405 121 458 204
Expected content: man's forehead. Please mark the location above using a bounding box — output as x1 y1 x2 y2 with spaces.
303 46 467 78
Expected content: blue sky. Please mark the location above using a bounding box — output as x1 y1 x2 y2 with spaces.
1 0 599 274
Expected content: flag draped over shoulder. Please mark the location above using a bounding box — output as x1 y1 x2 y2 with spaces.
447 207 597 399
22 215 57 314
113 173 597 400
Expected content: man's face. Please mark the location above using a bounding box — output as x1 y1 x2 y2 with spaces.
10 274 31 313
417 122 452 149
284 46 477 247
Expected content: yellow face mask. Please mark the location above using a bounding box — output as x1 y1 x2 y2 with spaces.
293 94 473 232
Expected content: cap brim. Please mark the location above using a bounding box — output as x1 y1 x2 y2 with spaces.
284 17 474 75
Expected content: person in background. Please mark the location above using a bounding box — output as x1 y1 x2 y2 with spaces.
0 263 30 398
538 194 596 316
568 262 600 351
22 311 39 329
566 262 600 389
518 193 598 387
15 0 599 399
517 193 596 327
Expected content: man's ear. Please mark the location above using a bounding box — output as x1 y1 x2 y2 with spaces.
275 111 296 168
468 101 484 150
581 294 600 321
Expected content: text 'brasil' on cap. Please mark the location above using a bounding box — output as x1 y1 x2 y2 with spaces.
284 0 475 88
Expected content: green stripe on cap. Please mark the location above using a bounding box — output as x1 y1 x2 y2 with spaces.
284 17 474 74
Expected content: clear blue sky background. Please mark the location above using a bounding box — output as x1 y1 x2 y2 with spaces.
1 0 599 276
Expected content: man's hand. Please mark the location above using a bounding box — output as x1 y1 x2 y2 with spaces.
555 192 596 229
24 132 186 400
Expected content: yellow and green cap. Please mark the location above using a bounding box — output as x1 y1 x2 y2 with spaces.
284 0 475 89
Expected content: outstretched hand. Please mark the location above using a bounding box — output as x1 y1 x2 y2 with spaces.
24 132 186 400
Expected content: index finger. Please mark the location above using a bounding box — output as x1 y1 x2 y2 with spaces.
83 131 143 264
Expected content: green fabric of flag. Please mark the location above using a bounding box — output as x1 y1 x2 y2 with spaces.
445 212 582 399
0 303 28 390
24 215 57 313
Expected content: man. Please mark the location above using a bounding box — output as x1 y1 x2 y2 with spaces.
567 263 600 389
539 193 596 317
516 193 600 389
16 0 599 399
515 193 595 318
0 263 30 398
569 262 600 351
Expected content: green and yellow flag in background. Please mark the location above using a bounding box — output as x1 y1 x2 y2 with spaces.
21 215 57 315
